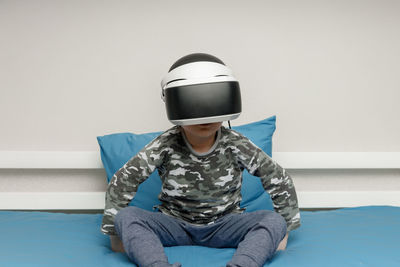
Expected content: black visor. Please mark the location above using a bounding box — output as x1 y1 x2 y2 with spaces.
164 81 241 125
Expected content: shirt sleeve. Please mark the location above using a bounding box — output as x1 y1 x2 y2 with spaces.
235 136 301 232
100 135 167 235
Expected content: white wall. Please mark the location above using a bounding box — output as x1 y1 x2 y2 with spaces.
1 0 399 152
1 1 399 197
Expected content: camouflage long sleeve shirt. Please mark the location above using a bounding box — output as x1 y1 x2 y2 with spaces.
101 126 300 235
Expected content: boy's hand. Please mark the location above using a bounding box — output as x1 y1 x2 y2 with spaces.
277 233 289 251
110 235 125 253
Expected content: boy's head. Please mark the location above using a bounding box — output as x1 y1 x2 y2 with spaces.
161 53 241 126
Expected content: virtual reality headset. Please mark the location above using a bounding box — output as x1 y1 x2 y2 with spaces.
161 53 242 126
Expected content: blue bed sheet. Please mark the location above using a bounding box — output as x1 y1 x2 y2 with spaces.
1 206 399 266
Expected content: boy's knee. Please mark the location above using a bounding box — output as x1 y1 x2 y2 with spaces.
116 206 136 221
115 206 143 233
258 210 287 238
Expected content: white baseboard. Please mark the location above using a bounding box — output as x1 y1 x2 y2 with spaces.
297 191 400 208
0 192 105 210
0 151 399 210
1 151 400 169
0 191 399 210
0 151 102 169
273 152 400 169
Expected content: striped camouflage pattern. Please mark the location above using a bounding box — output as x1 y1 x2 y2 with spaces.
101 126 300 235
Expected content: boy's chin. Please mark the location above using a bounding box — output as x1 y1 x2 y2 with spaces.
193 124 221 136
182 122 222 138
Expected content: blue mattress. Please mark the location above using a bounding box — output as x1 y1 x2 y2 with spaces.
1 206 399 266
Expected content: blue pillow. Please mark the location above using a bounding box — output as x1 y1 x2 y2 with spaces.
97 131 163 210
97 115 276 212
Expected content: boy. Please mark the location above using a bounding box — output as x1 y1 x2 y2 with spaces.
101 53 300 267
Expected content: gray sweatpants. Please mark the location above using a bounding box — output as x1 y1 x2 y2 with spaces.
114 206 287 267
